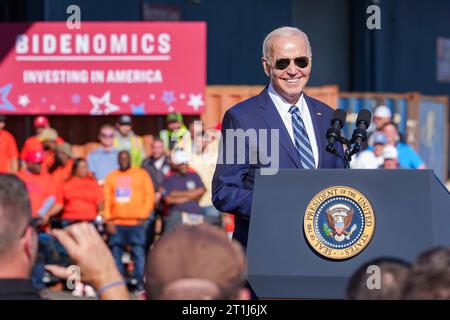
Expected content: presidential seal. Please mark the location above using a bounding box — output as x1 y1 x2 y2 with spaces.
303 186 375 260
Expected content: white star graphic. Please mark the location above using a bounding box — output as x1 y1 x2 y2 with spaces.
121 94 130 104
187 93 204 111
89 91 120 115
17 94 30 108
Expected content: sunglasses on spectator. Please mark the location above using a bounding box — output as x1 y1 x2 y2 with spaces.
100 133 114 138
272 56 309 70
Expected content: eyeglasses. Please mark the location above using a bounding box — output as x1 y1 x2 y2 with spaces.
100 133 114 138
272 56 310 70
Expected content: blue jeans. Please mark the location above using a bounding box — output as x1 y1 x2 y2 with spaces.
202 206 222 227
108 225 146 290
31 233 54 290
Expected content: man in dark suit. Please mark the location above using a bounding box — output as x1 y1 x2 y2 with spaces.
212 27 344 248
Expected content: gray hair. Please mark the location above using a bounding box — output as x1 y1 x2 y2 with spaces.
0 174 32 255
262 26 312 59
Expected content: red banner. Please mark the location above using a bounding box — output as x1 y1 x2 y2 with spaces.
0 22 206 115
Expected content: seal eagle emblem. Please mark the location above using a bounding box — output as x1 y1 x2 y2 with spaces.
303 186 375 260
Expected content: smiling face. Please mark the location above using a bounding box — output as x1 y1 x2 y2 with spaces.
262 34 311 105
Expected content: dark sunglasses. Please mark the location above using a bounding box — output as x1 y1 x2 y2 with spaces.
274 56 309 70
100 133 114 138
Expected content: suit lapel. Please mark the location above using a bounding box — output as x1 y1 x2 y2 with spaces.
304 94 326 168
257 88 302 168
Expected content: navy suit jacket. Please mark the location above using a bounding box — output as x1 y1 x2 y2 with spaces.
212 87 345 248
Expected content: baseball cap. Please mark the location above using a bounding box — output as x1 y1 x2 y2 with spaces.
383 145 398 160
25 150 44 163
166 113 182 123
56 143 72 157
374 105 392 118
34 116 49 128
118 115 132 125
373 132 388 145
145 224 246 299
39 128 58 141
171 149 189 165
0 115 6 122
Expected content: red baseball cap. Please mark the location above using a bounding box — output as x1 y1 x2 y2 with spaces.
34 116 49 128
25 150 44 164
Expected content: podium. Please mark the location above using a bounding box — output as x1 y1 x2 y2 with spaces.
246 169 450 299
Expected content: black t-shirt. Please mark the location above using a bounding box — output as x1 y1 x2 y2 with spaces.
0 279 42 300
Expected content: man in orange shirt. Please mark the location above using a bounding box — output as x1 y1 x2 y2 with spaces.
17 150 63 289
104 150 154 292
20 116 64 162
0 115 19 173
17 150 63 223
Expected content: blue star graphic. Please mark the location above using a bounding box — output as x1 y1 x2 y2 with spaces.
0 83 16 111
131 103 146 115
160 90 176 106
72 94 81 104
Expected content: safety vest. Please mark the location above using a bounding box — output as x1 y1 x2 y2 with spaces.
160 125 188 150
113 135 144 167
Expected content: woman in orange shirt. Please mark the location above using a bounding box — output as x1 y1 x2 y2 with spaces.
59 158 104 226
59 158 104 297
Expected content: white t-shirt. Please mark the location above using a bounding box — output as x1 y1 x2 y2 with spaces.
351 150 383 169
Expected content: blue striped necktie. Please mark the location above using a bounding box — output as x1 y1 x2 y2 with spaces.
289 105 316 169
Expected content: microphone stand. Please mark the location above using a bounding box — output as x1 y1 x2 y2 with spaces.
325 135 358 169
340 137 354 169
325 109 371 170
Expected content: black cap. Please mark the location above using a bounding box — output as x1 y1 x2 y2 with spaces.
0 115 6 122
118 115 132 125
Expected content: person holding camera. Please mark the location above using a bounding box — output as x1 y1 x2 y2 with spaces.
17 150 63 290
0 174 128 300
57 158 104 297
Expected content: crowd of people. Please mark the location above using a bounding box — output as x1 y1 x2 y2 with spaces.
0 112 229 297
351 105 425 169
0 172 246 300
1 171 450 300
0 104 433 300
347 248 450 299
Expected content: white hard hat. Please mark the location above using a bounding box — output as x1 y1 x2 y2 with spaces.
383 145 398 160
171 149 190 165
374 105 392 118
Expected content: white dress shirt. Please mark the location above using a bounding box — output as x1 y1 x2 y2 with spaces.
268 84 319 168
